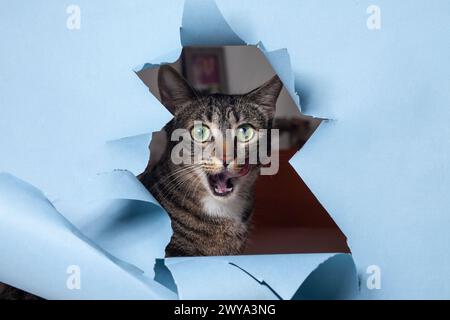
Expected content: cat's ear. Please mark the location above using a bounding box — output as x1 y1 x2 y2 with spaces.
245 75 283 119
158 65 196 115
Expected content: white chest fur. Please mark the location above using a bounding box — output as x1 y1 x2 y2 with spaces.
201 193 246 220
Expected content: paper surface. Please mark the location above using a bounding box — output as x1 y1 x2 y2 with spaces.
156 253 357 300
0 173 176 299
1 0 447 299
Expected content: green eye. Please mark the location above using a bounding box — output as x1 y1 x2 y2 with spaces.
191 124 211 142
236 124 255 142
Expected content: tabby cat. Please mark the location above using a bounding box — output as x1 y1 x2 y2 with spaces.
139 65 282 257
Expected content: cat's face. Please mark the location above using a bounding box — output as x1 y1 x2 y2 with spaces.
158 65 282 201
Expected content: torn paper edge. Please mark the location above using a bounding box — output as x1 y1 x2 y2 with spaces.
0 0 354 300
156 253 357 300
129 0 355 299
0 173 176 299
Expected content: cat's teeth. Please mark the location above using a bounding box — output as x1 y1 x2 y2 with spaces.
214 186 233 194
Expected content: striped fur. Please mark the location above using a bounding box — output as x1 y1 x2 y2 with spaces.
139 65 282 257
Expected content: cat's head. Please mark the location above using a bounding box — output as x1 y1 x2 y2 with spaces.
157 65 282 200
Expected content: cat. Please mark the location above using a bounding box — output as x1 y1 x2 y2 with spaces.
139 65 282 257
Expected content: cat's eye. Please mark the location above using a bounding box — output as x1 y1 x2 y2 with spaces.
236 124 255 142
191 124 211 142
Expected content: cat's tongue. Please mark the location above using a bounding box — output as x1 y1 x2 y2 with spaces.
236 162 250 177
208 164 251 196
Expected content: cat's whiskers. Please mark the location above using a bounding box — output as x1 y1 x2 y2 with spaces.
154 164 200 186
155 169 196 197
153 166 200 204
166 170 204 206
180 173 203 208
154 176 192 206
154 165 207 206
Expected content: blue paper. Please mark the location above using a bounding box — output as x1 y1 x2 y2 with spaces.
156 253 357 300
3 0 446 299
181 0 245 46
0 173 176 299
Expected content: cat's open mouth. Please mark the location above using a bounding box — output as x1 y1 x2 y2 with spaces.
206 163 250 197
207 172 234 196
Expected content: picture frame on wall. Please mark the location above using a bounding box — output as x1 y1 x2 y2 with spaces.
182 46 228 94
